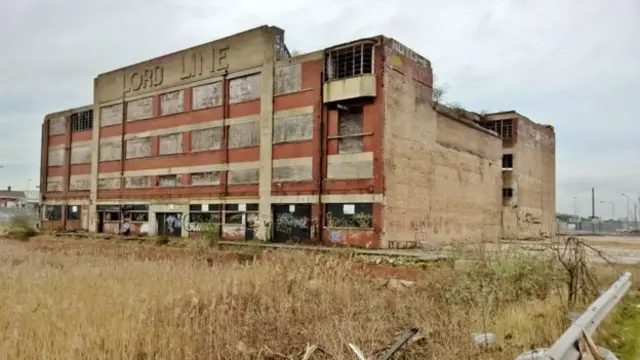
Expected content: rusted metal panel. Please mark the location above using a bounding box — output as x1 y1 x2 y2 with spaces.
272 165 312 182
273 114 313 143
70 144 91 164
126 97 153 122
125 176 150 188
49 116 67 135
158 133 183 155
125 138 152 159
99 141 122 162
274 64 302 95
229 73 261 104
228 169 259 184
100 104 123 127
69 175 90 191
192 82 223 110
228 122 260 148
47 148 65 166
98 178 121 190
191 127 222 152
191 171 221 186
160 90 184 116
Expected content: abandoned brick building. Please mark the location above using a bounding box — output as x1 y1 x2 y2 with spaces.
39 25 556 247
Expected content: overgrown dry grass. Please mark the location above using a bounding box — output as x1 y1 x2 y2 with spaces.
0 238 636 359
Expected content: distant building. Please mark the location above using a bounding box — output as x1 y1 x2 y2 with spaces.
39 25 556 246
0 186 39 210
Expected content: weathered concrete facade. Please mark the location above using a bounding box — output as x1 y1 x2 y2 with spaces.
40 25 555 247
482 112 556 239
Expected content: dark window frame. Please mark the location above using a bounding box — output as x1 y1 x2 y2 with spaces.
325 42 374 81
502 154 513 169
44 205 63 221
503 188 514 198
70 110 94 132
67 205 81 220
325 203 373 228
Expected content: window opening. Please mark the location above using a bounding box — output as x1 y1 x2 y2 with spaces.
325 42 374 81
71 110 93 132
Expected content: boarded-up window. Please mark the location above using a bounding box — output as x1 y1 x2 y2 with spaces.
274 64 302 95
191 171 221 186
158 174 179 187
160 90 184 116
192 82 223 110
47 148 65 166
69 176 90 191
46 177 63 192
49 116 66 136
98 178 121 189
191 127 222 152
272 165 312 182
125 176 149 189
273 114 313 143
228 121 260 148
125 138 152 159
100 104 123 127
99 141 122 162
229 74 261 104
228 168 259 184
158 133 183 155
70 144 91 164
126 97 153 121
327 155 373 179
338 107 364 153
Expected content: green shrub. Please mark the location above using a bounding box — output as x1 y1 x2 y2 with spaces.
6 214 38 241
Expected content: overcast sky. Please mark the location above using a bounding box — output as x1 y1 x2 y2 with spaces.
0 0 638 219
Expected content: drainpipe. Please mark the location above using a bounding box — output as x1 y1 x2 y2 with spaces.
221 72 229 239
317 68 325 243
118 92 126 233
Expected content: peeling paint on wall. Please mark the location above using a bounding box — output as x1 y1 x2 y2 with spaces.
229 74 261 104
160 90 184 116
274 64 301 95
158 133 183 155
47 148 65 166
100 104 123 127
125 138 152 159
98 177 121 190
46 177 63 192
49 116 66 135
126 97 153 122
228 121 260 148
191 127 222 152
191 171 220 186
228 168 259 184
192 82 222 110
272 165 312 182
273 114 313 143
69 175 91 191
125 176 150 188
70 144 91 164
99 141 122 162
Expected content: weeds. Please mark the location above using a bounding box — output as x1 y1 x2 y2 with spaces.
4 214 38 241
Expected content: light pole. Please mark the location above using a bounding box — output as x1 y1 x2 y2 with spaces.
601 200 615 220
622 193 631 230
573 196 579 221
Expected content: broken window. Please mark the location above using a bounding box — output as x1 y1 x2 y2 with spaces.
325 42 374 81
188 204 222 225
67 205 81 220
158 174 179 187
71 110 93 132
338 106 364 153
502 154 513 169
325 203 373 228
483 119 513 139
44 205 62 221
503 188 514 198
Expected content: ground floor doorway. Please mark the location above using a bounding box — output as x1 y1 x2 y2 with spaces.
272 204 312 243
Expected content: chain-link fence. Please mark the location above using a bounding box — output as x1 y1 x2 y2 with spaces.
0 207 39 225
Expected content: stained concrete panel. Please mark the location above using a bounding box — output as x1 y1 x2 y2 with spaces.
160 90 184 116
273 114 313 143
272 165 312 182
192 82 223 110
191 127 222 152
126 97 153 121
228 168 259 184
70 144 91 164
125 138 152 159
274 64 302 95
48 148 65 166
191 171 221 186
125 176 150 188
228 121 260 148
229 74 261 104
100 104 123 127
99 141 122 162
46 177 63 192
69 175 91 190
98 177 121 190
327 159 373 179
49 116 66 135
158 133 183 155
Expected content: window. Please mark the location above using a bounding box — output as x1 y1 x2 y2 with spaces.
158 174 179 187
483 119 513 139
188 204 222 223
338 106 364 153
71 110 93 132
325 203 373 228
123 204 149 222
325 42 374 81
502 154 513 169
67 205 81 220
503 188 514 198
44 205 62 221
223 203 258 224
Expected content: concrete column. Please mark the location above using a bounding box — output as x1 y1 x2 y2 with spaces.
89 98 101 232
256 31 276 240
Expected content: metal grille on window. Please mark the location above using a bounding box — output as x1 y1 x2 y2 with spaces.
71 110 94 132
325 42 374 81
482 120 513 139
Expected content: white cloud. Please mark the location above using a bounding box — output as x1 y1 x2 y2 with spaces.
0 0 638 216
